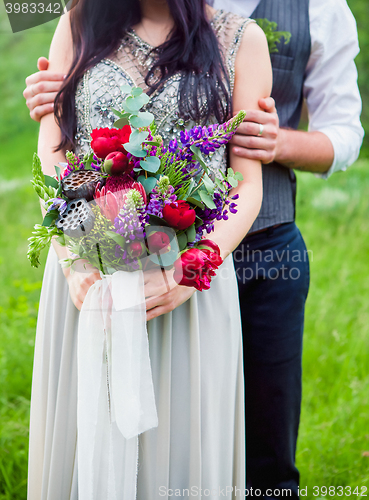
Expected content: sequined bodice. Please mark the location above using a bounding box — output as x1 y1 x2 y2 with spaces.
74 10 253 175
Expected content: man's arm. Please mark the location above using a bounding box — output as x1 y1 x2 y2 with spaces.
231 0 364 177
232 99 334 173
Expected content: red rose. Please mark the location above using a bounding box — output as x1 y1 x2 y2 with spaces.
163 201 196 230
104 151 132 176
147 231 171 254
173 247 223 292
91 126 131 159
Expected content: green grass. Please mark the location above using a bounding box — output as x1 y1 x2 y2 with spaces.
0 7 369 499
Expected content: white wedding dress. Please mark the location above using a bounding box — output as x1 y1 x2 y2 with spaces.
28 11 253 500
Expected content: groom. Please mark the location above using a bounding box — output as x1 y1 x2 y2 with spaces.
23 0 363 497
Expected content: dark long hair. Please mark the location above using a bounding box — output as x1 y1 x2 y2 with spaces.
55 0 231 150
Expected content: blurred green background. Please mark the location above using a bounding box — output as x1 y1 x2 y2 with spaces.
0 1 368 498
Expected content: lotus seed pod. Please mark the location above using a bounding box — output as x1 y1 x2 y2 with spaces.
56 199 95 238
62 170 105 202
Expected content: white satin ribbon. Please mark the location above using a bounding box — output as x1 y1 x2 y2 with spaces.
78 270 158 500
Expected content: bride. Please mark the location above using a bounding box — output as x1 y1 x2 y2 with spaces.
28 0 272 498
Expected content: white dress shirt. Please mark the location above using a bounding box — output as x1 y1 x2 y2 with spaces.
212 0 365 178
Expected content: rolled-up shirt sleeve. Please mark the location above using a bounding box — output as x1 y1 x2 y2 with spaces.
304 0 364 179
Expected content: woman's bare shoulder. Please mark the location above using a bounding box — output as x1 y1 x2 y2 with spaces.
233 21 272 111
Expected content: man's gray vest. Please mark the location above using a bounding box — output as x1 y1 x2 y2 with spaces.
249 0 311 232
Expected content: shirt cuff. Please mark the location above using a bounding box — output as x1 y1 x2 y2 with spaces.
313 126 364 180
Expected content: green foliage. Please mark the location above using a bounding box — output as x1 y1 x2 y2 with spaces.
256 18 291 53
347 0 369 156
30 153 57 201
27 224 62 268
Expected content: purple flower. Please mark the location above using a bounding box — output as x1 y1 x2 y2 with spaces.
46 198 67 215
169 139 178 153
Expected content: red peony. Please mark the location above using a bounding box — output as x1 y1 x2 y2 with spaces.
104 151 132 176
162 201 196 230
91 126 131 159
197 239 221 256
173 246 223 292
147 231 171 254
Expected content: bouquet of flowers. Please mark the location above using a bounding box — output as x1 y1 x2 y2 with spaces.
27 85 245 291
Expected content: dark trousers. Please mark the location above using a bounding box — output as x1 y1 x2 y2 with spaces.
234 222 310 499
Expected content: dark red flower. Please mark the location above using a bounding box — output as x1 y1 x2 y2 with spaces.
173 246 223 292
197 239 221 256
162 201 196 230
105 175 147 205
94 185 121 222
104 151 132 176
128 241 145 259
147 231 171 254
90 126 131 159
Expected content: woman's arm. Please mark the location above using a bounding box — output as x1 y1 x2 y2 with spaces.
211 22 272 258
38 13 101 310
146 23 272 319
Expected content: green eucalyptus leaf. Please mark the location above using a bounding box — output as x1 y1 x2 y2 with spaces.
132 87 143 96
228 176 238 188
177 232 188 251
123 94 150 114
202 173 215 193
144 141 161 147
123 143 147 158
137 175 158 194
199 190 216 209
134 93 150 107
129 129 149 145
234 171 244 181
140 156 160 173
214 177 226 192
186 224 196 243
44 175 59 189
114 117 130 128
187 196 205 209
121 84 132 94
130 111 155 128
